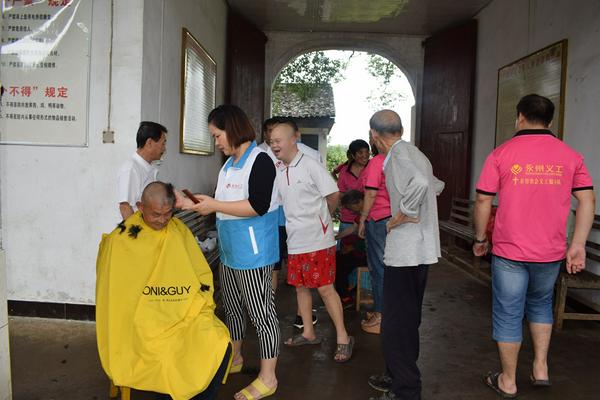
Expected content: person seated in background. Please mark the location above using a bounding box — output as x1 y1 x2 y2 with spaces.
336 139 370 248
335 190 368 308
96 182 231 400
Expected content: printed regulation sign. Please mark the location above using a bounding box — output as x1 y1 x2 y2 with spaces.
0 0 92 146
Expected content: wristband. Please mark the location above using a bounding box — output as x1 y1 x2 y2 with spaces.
473 237 487 244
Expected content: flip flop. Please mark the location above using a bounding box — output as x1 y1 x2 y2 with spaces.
334 336 355 363
284 334 322 346
230 362 243 374
482 371 518 399
237 377 277 400
530 374 551 387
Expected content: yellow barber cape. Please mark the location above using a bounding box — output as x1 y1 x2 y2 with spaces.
96 212 231 400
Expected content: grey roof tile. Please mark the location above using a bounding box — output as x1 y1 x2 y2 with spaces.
272 83 335 118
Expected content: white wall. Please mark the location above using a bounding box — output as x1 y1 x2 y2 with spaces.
473 0 600 303
0 0 140 305
0 0 227 305
141 0 227 194
473 0 600 204
0 249 11 400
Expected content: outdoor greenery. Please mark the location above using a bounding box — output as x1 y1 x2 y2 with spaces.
273 50 407 174
366 53 408 112
274 50 407 115
326 144 348 173
273 51 347 103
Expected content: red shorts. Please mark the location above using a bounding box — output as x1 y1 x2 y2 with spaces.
287 246 336 288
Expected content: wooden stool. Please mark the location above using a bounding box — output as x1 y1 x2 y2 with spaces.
355 266 373 311
109 382 131 400
554 269 600 331
553 215 600 331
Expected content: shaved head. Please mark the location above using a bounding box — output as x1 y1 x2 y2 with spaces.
141 181 176 208
138 182 175 230
369 109 404 136
269 122 299 164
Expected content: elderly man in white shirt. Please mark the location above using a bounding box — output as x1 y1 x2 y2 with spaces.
368 110 444 400
117 121 167 220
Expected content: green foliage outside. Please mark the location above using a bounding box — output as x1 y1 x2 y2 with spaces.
273 50 406 116
326 144 348 173
275 51 346 87
366 53 408 112
272 51 347 107
327 144 348 225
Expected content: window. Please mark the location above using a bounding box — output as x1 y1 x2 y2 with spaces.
179 28 216 155
300 133 319 151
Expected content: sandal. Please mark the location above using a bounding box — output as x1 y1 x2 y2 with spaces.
530 373 551 387
230 362 243 374
334 336 354 363
284 334 322 346
236 377 277 400
482 371 518 398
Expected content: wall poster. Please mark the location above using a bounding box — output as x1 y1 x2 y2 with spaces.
495 40 567 147
0 0 92 146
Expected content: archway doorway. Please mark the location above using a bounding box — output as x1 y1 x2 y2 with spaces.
270 50 415 168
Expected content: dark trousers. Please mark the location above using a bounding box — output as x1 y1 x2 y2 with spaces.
381 265 429 400
192 344 232 400
157 344 232 400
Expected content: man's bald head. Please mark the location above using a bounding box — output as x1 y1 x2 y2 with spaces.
141 181 176 208
369 110 404 136
138 181 175 230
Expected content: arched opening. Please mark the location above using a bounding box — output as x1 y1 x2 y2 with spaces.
269 49 415 166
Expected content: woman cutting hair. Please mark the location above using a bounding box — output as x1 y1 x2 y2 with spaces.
177 105 279 400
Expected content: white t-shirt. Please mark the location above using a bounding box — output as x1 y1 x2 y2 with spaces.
276 150 338 254
117 152 159 213
297 142 322 164
258 141 322 164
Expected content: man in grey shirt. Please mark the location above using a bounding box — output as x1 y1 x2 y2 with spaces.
368 110 444 400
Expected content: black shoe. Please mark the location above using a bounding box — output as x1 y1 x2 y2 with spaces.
368 391 397 400
368 373 392 393
293 313 318 329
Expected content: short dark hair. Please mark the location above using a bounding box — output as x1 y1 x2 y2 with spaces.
341 190 364 208
348 139 370 156
270 116 298 134
207 105 256 148
136 121 167 149
516 94 554 127
262 116 283 141
263 116 283 132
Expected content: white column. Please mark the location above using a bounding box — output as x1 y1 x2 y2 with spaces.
0 249 12 400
